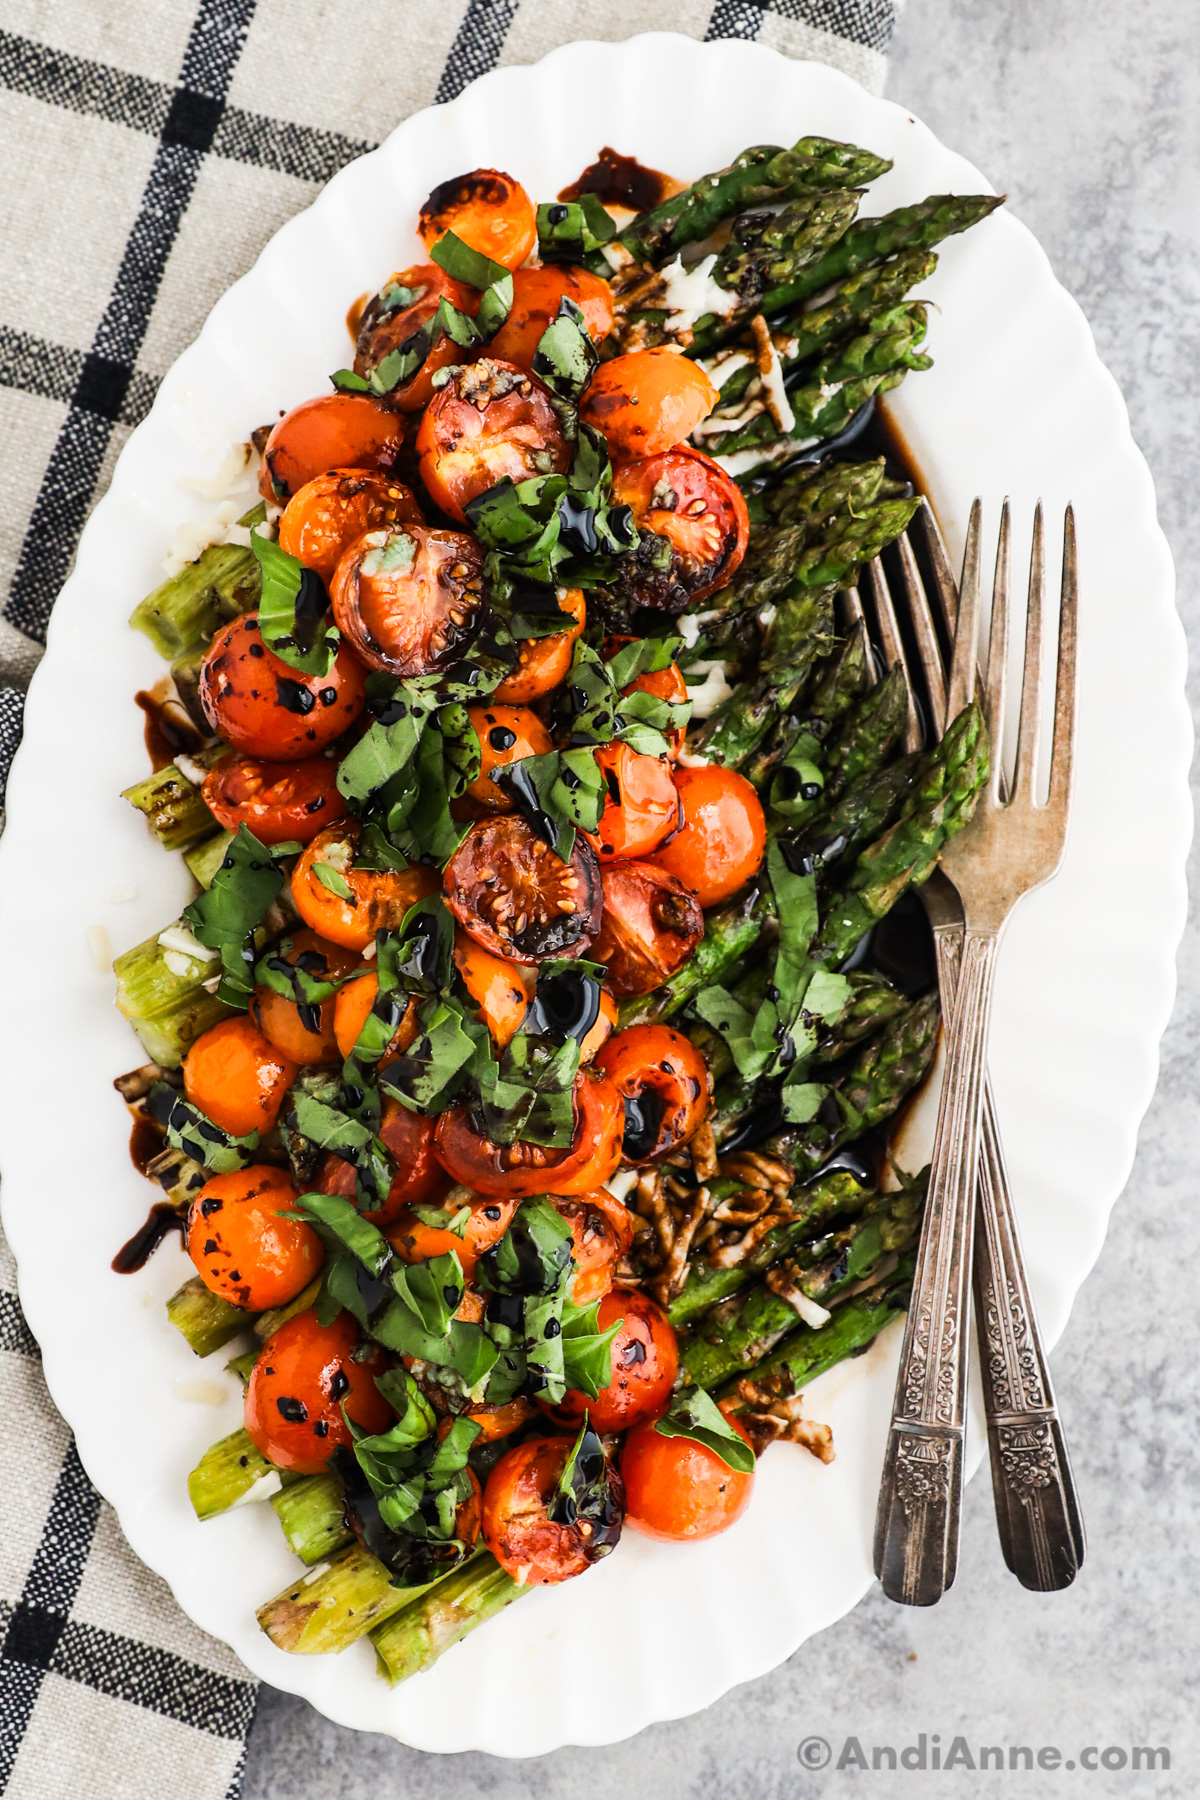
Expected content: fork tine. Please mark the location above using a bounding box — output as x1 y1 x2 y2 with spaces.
893 532 948 739
863 558 923 751
1048 505 1078 812
838 585 876 691
1011 501 1046 801
984 501 1011 800
946 498 983 719
913 501 959 639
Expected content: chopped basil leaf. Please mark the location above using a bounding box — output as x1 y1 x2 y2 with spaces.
378 995 490 1114
531 298 598 409
144 1083 259 1172
249 531 339 677
253 938 349 1010
182 823 282 1006
536 194 616 271
312 861 353 899
429 230 514 338
560 1293 623 1400
780 1076 829 1124
287 1189 392 1278
390 1248 465 1337
490 745 604 863
549 1417 620 1553
655 1384 756 1474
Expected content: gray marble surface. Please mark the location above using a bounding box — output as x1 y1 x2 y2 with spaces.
242 3 1199 1793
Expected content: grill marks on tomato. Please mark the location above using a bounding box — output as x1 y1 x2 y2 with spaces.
443 816 603 961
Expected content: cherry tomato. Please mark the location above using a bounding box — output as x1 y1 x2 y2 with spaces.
291 821 441 952
547 1193 627 1306
387 1193 518 1281
353 264 476 413
622 1408 755 1541
453 929 536 1048
187 1165 322 1310
418 168 537 271
258 393 405 503
603 635 689 757
580 987 618 1063
244 1310 393 1475
594 1023 711 1162
541 1289 678 1431
647 764 766 907
580 349 718 462
199 614 367 761
332 970 419 1063
482 1434 624 1584
585 742 681 863
252 927 361 1066
330 525 485 678
202 752 346 846
277 468 424 581
591 860 704 999
463 704 554 812
315 1095 450 1228
487 265 615 369
183 1015 296 1139
416 359 570 524
494 588 586 703
460 1396 536 1443
610 448 749 610
443 815 603 963
434 1067 623 1199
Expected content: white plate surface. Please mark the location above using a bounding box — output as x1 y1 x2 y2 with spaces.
0 33 1188 1757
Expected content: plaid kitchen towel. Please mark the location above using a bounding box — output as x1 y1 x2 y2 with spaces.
0 2 895 1794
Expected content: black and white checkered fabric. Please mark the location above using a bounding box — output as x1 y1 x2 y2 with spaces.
0 2 893 1793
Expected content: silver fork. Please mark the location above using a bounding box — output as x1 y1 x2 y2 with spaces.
860 499 1080 1605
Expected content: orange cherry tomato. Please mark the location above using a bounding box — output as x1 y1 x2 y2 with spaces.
415 359 570 524
610 448 749 609
244 1310 393 1475
330 524 485 678
461 1396 537 1443
647 764 766 907
199 613 367 761
603 635 689 757
453 929 536 1049
621 1408 755 1541
202 752 346 846
493 588 585 703
291 821 441 952
418 168 537 272
585 742 681 863
482 1434 624 1584
463 704 553 812
252 927 361 1066
386 1193 518 1282
580 349 718 462
258 393 405 503
580 987 617 1063
315 1095 451 1228
443 815 603 963
486 265 615 369
540 1288 678 1431
547 1192 627 1306
434 1067 623 1199
183 1015 297 1139
353 263 477 413
332 970 419 1063
187 1165 322 1310
594 1023 712 1163
591 860 704 999
277 469 424 582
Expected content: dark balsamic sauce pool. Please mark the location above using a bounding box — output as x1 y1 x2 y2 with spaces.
112 1202 184 1274
558 147 678 213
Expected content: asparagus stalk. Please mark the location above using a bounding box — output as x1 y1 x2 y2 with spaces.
253 1275 324 1343
370 1553 527 1687
129 541 260 661
257 1544 453 1655
271 1473 352 1565
121 762 218 852
143 1141 208 1209
167 1276 254 1357
617 882 778 1029
769 663 909 823
184 829 235 889
685 589 836 768
113 925 232 1067
189 1427 285 1520
711 189 862 312
785 752 922 871
762 454 905 530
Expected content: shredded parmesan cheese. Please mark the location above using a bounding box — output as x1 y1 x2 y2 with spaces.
158 922 219 963
87 924 111 972
172 1378 227 1407
173 753 208 787
605 1169 639 1203
701 349 753 390
750 314 796 434
180 442 252 499
676 750 711 768
163 500 245 576
685 662 735 717
657 254 741 337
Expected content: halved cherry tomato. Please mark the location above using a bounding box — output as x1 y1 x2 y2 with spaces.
416 359 570 524
482 1434 625 1584
580 349 718 462
463 704 553 812
591 860 704 999
580 987 617 1063
278 469 424 581
199 613 367 761
453 929 536 1049
621 1408 755 1541
585 742 681 863
594 1023 711 1162
183 1015 297 1139
291 821 441 951
258 393 405 502
252 927 361 1065
540 1288 678 1431
202 752 346 846
434 1067 623 1199
494 588 585 703
330 524 484 678
418 168 537 271
332 970 419 1063
315 1095 451 1228
647 764 766 907
386 1193 518 1281
487 265 615 370
443 815 603 962
187 1165 322 1310
603 635 690 757
610 448 750 610
461 1396 537 1444
244 1310 393 1475
547 1193 627 1306
353 264 476 413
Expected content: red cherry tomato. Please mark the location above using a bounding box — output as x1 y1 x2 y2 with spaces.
594 1023 712 1162
199 613 367 761
603 635 689 757
591 860 704 999
647 764 767 907
443 815 603 963
433 1067 623 1199
487 265 614 369
463 704 554 813
585 742 681 863
540 1288 679 1431
418 168 537 271
610 448 750 610
621 1409 755 1541
579 349 718 461
202 752 346 846
277 468 424 581
187 1166 323 1311
252 927 362 1066
244 1310 393 1475
353 264 477 413
386 1193 518 1281
416 359 570 524
482 1435 624 1584
183 1015 296 1139
314 1094 452 1228
258 393 404 502
330 525 485 678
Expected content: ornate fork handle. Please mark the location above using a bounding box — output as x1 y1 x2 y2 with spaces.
932 927 1086 1590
